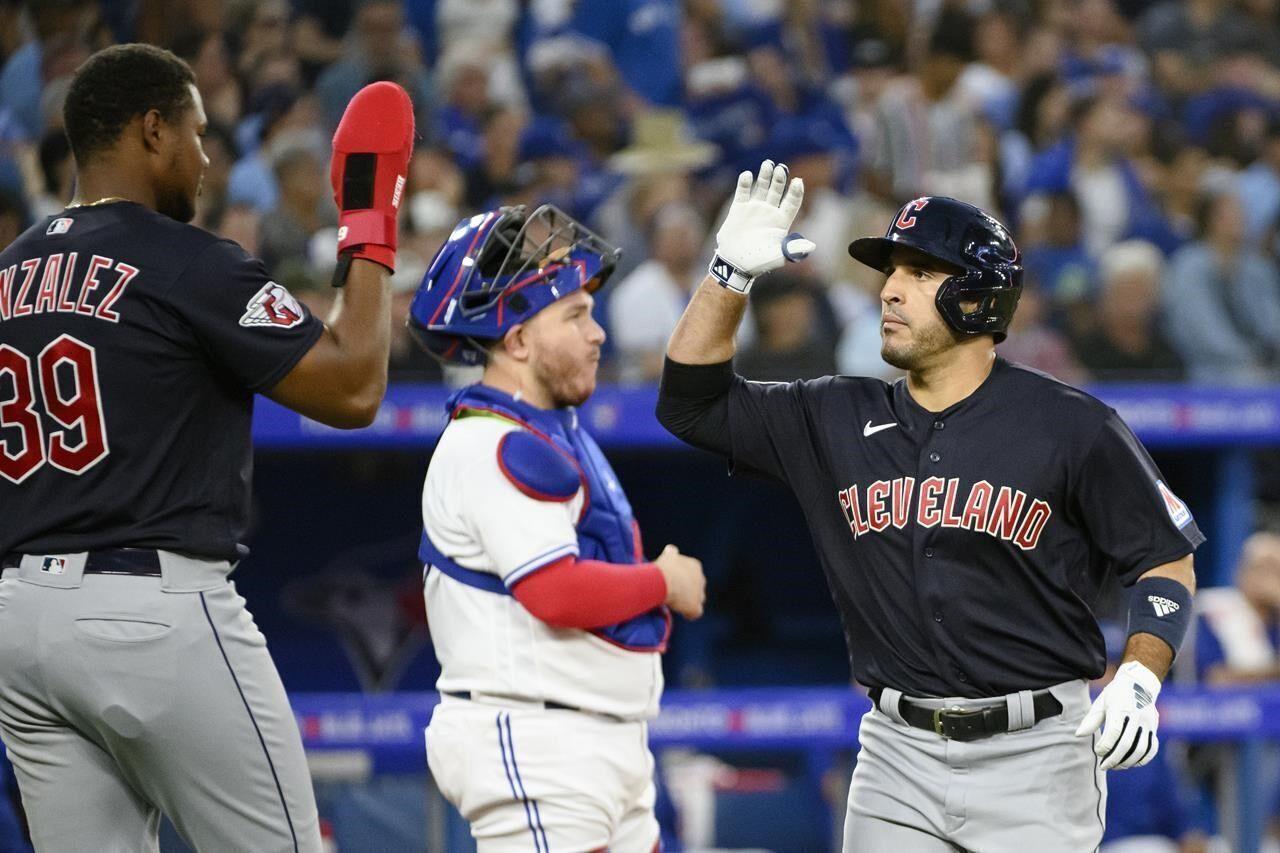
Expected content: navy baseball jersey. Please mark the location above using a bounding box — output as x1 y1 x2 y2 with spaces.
0 201 322 560
658 357 1205 697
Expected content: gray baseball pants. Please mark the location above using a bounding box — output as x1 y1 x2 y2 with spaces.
0 552 321 853
844 680 1106 853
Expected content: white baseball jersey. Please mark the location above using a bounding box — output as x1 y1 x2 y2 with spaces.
422 413 664 720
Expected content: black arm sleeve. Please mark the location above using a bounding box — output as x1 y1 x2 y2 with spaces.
657 357 828 486
655 357 735 457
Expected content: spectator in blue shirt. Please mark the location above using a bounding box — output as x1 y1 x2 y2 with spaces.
1023 94 1182 257
1162 191 1280 383
1102 747 1209 853
313 0 435 131
1237 117 1280 251
225 84 305 213
561 0 681 107
435 40 498 173
1020 192 1097 335
1193 532 1280 684
0 1 89 140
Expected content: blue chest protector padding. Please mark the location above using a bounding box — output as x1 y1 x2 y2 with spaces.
419 384 670 652
497 430 581 501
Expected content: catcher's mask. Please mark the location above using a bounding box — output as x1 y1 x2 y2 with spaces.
408 204 621 365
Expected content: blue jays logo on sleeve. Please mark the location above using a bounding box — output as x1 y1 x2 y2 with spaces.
239 281 305 329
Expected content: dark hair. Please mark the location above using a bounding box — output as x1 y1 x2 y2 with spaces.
63 43 196 163
38 129 72 197
1194 189 1235 237
1069 94 1100 130
1015 73 1060 143
927 10 975 62
0 188 27 223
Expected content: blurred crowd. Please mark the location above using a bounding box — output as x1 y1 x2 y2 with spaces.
4 2 1280 846
4 0 1280 385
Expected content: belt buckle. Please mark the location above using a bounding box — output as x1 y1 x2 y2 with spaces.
932 705 978 739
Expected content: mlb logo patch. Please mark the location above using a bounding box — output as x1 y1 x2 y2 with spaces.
40 556 66 575
239 281 305 329
46 217 73 236
1156 480 1192 528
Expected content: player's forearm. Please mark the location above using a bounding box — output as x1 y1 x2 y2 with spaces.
511 556 667 629
665 276 749 365
323 258 392 413
1124 556 1197 680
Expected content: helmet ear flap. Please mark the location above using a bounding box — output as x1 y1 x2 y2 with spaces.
408 316 488 366
934 265 1022 342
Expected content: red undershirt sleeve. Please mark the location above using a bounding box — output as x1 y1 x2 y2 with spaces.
511 555 667 629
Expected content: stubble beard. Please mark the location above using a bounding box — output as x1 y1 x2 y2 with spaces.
532 348 597 408
881 320 962 371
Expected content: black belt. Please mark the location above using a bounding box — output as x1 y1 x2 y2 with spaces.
869 687 1063 742
1 548 162 577
443 690 620 720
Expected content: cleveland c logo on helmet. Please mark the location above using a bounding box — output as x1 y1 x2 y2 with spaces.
894 198 929 231
406 205 621 365
847 196 1023 342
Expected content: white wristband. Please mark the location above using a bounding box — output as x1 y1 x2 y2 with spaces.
709 254 755 294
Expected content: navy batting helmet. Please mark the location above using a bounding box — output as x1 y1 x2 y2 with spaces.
848 197 1022 342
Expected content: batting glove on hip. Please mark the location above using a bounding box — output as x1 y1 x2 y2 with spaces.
709 159 814 294
1075 660 1162 770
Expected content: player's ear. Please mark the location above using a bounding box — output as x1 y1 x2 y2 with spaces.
139 108 165 155
501 323 531 363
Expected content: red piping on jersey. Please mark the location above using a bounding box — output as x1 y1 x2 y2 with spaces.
453 405 590 523
428 211 497 326
631 519 644 561
495 431 577 503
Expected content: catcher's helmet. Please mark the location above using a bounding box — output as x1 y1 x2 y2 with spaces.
848 197 1022 342
408 204 620 365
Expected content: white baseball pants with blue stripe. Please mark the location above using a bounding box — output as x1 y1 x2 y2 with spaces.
427 696 660 852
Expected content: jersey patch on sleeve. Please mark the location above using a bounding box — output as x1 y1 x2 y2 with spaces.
239 281 305 329
497 430 581 502
1156 480 1192 528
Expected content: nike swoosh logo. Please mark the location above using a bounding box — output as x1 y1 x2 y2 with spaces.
863 420 898 437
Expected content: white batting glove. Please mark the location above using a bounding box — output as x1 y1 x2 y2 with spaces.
1075 660 1162 771
709 159 814 294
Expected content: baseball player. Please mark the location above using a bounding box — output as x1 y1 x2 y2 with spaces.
407 203 706 852
0 45 414 852
656 161 1202 851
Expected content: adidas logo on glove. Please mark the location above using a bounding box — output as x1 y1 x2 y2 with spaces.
1148 595 1180 617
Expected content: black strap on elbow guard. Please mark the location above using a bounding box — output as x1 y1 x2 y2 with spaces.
1127 575 1193 657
